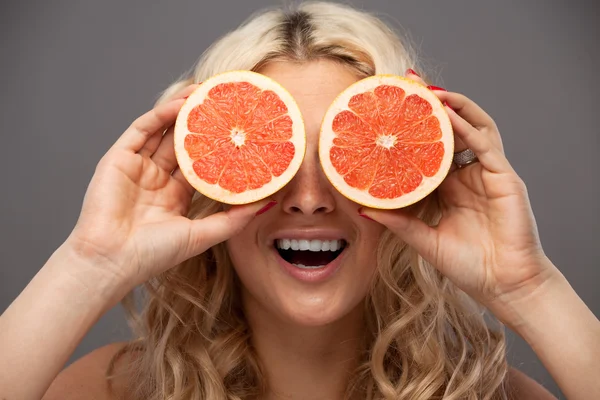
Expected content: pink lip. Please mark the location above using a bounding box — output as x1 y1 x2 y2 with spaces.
267 228 349 243
273 245 347 283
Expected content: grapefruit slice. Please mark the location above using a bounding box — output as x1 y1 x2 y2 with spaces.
319 75 454 209
174 71 306 204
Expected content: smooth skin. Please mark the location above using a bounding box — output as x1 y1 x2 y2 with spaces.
226 61 388 399
0 83 273 400
0 60 597 400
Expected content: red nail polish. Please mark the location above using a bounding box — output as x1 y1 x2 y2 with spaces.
359 214 374 221
255 201 277 216
406 68 420 77
183 95 189 99
358 208 375 221
427 85 447 91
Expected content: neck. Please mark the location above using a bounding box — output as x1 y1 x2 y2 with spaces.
242 291 366 400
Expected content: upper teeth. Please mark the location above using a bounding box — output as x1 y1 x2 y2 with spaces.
276 239 344 252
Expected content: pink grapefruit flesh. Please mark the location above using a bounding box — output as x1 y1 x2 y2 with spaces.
174 70 306 204
319 75 454 209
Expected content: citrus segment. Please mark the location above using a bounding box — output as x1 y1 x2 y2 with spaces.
174 70 305 204
319 75 454 209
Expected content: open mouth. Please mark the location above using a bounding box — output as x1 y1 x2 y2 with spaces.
274 239 347 268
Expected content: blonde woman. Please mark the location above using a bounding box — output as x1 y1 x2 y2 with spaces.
1 2 598 400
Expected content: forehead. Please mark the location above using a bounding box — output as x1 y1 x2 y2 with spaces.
258 60 361 132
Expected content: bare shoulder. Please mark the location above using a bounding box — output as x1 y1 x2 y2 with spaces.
43 342 132 400
507 367 557 400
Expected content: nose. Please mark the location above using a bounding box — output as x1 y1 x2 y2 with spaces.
278 151 336 215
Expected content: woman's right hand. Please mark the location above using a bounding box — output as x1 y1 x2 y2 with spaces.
66 84 271 292
1 85 275 400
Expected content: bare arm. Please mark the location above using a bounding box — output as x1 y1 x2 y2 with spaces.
0 243 125 399
507 367 557 400
42 342 128 400
365 84 599 400
0 84 270 399
502 261 600 400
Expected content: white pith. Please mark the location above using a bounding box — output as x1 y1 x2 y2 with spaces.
174 70 306 205
319 75 455 210
376 134 396 149
230 129 246 146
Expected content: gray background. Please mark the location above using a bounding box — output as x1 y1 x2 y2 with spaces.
1 0 598 398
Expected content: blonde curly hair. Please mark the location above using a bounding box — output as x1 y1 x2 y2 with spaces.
109 2 509 399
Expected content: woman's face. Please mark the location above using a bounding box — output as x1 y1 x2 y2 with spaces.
227 60 386 327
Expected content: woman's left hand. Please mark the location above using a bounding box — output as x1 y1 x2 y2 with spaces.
360 73 557 321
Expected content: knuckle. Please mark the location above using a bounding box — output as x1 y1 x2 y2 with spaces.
485 118 499 132
96 153 113 172
97 150 121 170
188 225 210 256
515 176 528 191
226 213 246 236
506 173 528 193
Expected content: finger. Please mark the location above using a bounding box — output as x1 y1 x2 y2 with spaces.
447 161 458 174
137 127 166 157
423 86 469 153
185 199 276 258
113 98 185 153
402 70 471 153
171 166 195 196
137 84 201 157
151 125 177 171
434 91 494 128
435 91 504 152
173 83 200 100
446 107 512 174
405 68 428 86
452 134 469 154
360 207 439 263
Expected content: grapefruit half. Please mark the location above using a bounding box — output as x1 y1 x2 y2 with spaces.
319 75 454 209
174 71 306 204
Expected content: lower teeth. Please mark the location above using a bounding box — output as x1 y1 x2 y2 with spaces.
292 263 326 269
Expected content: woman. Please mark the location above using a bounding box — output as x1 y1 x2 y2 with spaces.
1 2 598 399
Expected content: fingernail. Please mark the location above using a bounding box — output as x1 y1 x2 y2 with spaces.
427 85 447 91
183 95 189 99
406 68 420 77
358 208 375 221
255 201 277 216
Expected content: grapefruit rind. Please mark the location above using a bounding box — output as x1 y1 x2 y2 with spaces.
174 70 306 205
319 75 454 209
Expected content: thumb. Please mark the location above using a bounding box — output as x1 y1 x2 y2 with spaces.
360 207 439 261
185 199 276 258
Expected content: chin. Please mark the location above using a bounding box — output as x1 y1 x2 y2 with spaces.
228 233 378 329
274 285 363 327
235 254 371 329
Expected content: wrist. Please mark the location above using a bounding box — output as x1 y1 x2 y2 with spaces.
486 258 597 350
486 257 564 333
487 260 600 399
51 238 133 310
0 240 132 400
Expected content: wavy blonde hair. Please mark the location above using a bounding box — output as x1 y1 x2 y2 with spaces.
109 2 510 399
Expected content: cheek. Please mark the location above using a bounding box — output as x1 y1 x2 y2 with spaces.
226 232 254 270
226 232 268 289
226 218 260 257
225 232 251 280
354 222 386 273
